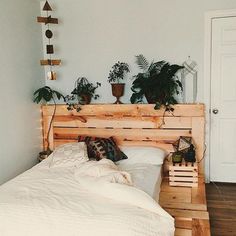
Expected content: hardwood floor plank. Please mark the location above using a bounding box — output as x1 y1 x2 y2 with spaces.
206 183 236 236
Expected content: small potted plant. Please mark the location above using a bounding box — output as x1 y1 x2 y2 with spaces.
108 61 130 104
33 86 65 157
130 54 183 110
65 77 101 111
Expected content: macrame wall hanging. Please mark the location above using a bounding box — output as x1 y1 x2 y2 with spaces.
37 1 61 80
181 57 198 103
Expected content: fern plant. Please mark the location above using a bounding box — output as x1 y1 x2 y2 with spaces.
130 54 184 110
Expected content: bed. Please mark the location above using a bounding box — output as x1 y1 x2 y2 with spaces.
0 104 205 236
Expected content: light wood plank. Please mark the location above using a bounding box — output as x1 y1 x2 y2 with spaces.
192 219 211 236
53 127 191 141
170 182 198 187
42 104 205 117
160 202 207 211
165 209 209 220
175 228 192 236
169 171 198 177
54 116 192 129
175 219 192 230
191 117 205 174
159 191 192 204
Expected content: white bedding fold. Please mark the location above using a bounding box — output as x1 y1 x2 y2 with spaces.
0 159 174 236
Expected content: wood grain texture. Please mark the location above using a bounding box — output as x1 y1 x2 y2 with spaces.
41 104 207 235
41 104 205 174
160 177 210 236
206 182 236 236
42 104 204 117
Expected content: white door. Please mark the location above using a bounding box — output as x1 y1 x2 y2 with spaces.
210 17 236 182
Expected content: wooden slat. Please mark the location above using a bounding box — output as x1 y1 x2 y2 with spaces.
169 177 198 182
53 127 191 141
191 117 205 174
175 219 192 230
169 166 197 171
192 178 207 205
192 219 211 236
54 116 192 129
170 182 198 187
169 171 198 177
42 104 205 117
175 228 192 236
165 209 209 220
160 202 207 211
159 191 191 203
37 16 58 24
40 59 61 66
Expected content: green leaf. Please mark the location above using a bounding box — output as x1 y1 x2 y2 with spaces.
135 54 149 71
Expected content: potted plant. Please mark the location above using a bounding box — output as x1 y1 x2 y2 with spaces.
33 86 65 156
130 54 183 110
65 77 101 112
108 61 130 104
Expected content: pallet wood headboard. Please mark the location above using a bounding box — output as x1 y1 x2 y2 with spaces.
42 104 205 173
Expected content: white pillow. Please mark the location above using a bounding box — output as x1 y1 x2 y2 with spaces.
118 146 167 165
50 142 89 168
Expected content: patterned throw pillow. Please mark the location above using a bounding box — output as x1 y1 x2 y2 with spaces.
50 142 89 168
78 136 127 162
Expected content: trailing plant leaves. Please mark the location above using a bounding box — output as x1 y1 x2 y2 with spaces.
154 102 161 110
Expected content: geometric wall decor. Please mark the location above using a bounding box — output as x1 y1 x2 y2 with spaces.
37 1 61 80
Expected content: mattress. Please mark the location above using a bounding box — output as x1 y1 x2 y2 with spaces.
0 157 174 236
117 162 162 201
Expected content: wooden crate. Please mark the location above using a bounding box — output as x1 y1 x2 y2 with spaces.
169 161 198 187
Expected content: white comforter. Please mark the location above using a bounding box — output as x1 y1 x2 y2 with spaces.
0 158 174 236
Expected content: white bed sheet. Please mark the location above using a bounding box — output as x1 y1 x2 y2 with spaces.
117 162 162 201
0 157 174 236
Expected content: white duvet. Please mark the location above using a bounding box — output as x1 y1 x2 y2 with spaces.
0 158 174 236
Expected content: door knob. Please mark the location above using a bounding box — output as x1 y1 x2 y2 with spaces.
212 109 219 114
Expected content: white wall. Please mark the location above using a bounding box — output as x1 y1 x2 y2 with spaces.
44 0 236 103
0 0 44 184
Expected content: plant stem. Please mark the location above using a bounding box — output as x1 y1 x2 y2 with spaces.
46 97 56 152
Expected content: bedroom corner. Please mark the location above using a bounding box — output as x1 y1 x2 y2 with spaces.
0 0 44 184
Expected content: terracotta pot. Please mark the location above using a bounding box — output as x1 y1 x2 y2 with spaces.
80 94 91 104
111 83 125 104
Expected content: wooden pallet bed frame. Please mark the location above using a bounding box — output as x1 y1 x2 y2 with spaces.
41 104 209 236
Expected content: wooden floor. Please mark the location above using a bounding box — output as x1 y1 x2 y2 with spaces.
206 182 236 236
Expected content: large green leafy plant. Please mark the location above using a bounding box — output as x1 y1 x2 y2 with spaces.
130 55 183 110
34 86 64 154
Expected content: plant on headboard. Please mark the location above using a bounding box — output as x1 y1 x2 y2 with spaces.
34 86 65 155
130 54 184 110
65 77 101 112
108 61 130 104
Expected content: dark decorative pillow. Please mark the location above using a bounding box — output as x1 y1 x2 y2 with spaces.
78 136 127 162
78 136 97 158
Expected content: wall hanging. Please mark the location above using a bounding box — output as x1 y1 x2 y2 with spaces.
181 56 197 103
37 1 61 80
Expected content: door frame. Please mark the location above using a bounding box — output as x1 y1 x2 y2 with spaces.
204 9 236 182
